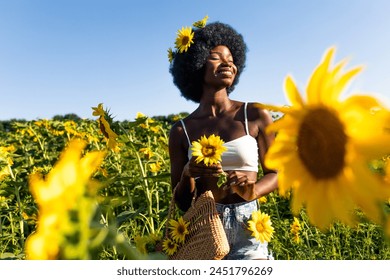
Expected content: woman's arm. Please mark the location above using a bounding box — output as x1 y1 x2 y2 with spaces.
169 121 225 209
227 104 278 201
168 122 196 211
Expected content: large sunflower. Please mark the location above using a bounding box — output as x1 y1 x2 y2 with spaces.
247 210 274 243
26 139 106 259
191 134 227 166
260 47 390 229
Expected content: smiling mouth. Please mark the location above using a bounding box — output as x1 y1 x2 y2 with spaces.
215 70 233 77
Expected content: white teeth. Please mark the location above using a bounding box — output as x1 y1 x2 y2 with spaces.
217 71 232 75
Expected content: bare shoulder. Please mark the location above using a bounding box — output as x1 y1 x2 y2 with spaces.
247 102 274 126
169 120 186 144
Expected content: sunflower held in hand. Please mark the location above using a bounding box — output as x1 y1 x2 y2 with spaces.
191 134 227 166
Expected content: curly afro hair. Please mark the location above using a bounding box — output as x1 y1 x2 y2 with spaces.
170 22 247 103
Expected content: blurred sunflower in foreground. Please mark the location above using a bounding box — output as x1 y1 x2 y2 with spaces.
259 47 390 230
25 139 106 259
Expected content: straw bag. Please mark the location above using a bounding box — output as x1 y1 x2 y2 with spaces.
165 189 230 260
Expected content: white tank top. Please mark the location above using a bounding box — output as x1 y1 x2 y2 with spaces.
180 102 259 172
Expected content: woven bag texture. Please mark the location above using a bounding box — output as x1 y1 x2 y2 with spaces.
169 190 230 260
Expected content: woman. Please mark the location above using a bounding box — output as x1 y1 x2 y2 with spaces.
168 20 278 260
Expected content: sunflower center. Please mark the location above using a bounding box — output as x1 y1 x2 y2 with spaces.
168 241 176 249
256 222 265 233
297 107 347 179
202 145 216 157
177 225 186 235
181 36 189 46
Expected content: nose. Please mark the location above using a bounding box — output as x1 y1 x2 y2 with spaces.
221 59 232 68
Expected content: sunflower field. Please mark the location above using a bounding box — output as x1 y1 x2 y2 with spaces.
0 105 389 260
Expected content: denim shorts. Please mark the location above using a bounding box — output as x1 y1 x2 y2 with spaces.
215 200 273 260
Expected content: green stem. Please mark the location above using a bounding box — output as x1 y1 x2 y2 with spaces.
8 165 25 248
127 140 155 234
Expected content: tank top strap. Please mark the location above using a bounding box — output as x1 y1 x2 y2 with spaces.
180 119 191 146
244 102 249 135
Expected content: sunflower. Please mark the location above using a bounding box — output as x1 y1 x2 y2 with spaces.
191 134 227 166
0 166 10 181
167 47 175 63
258 196 267 204
192 15 209 28
98 116 119 151
259 47 390 229
290 217 301 244
168 217 190 244
92 103 105 117
92 103 119 152
162 238 178 256
29 139 106 209
175 26 194 53
133 235 148 254
148 162 161 173
139 147 154 160
247 210 274 243
25 139 106 259
134 234 160 254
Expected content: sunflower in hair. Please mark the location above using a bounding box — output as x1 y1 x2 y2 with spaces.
175 26 194 53
168 47 175 63
193 15 209 28
168 15 208 62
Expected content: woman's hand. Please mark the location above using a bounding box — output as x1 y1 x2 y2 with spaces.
187 157 223 178
181 157 223 180
222 170 257 201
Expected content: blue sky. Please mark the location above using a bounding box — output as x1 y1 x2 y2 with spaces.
1 0 390 120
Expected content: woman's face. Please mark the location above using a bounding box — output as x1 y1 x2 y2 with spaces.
203 45 238 89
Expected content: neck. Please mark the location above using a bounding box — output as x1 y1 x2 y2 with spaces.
198 89 233 117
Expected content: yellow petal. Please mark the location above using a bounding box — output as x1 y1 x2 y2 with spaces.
306 47 336 104
284 75 305 108
255 103 292 114
348 161 390 223
305 181 334 229
329 66 362 103
327 170 357 226
276 170 295 196
265 140 296 167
